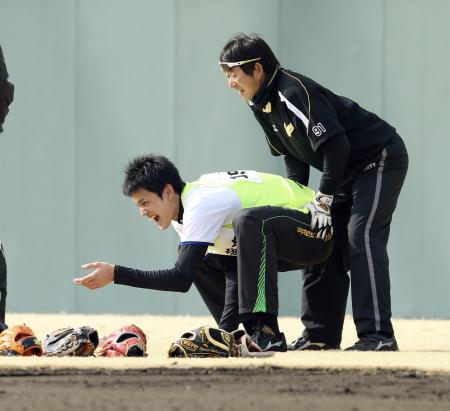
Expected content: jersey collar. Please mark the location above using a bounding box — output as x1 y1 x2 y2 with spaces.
249 66 280 110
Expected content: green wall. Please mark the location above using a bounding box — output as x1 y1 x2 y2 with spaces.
0 0 448 318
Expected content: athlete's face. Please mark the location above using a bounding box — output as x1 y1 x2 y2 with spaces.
225 64 266 102
131 186 179 230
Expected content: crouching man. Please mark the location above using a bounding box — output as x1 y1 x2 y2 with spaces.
74 154 332 351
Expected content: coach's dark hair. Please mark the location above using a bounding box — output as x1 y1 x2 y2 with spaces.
122 154 185 198
219 33 280 76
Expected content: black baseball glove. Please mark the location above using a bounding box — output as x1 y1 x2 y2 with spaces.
168 326 274 358
43 326 99 357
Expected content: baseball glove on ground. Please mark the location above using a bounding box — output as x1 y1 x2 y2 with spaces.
168 326 232 358
43 326 99 357
168 326 275 358
0 324 43 356
98 324 147 357
231 329 275 358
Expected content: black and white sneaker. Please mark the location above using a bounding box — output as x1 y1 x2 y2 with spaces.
252 325 287 352
345 334 399 352
288 336 340 351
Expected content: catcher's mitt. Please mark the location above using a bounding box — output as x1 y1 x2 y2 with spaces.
98 324 147 357
43 326 99 357
0 324 43 356
168 326 275 358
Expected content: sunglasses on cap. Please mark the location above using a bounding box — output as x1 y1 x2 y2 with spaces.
218 57 261 72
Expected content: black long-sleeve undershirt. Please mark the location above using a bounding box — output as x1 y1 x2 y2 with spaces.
284 133 350 196
319 133 350 195
114 244 208 292
284 155 310 186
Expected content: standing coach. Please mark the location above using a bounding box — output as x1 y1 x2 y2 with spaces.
0 44 15 331
218 33 408 351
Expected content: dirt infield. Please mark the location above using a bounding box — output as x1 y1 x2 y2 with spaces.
1 314 450 410
1 368 450 411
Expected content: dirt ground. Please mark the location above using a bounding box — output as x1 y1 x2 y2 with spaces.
1 367 450 411
1 314 450 410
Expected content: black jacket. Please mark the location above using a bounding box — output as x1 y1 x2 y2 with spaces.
250 68 396 194
0 45 14 133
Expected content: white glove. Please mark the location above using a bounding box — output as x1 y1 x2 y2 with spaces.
305 191 333 240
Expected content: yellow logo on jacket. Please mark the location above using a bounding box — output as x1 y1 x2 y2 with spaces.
284 122 294 137
263 102 272 113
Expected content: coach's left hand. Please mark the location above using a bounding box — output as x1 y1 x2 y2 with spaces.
73 262 115 289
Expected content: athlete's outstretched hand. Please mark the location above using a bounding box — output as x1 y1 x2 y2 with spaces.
306 192 333 240
73 262 115 289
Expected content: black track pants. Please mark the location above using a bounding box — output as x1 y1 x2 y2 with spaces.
0 241 7 324
193 206 332 332
233 206 332 317
301 136 409 345
193 254 239 332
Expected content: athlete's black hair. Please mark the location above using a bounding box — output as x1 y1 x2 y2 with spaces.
122 154 185 198
219 33 280 76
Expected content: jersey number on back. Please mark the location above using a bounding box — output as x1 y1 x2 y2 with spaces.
226 170 261 182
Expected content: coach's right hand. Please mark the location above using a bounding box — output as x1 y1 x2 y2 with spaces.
305 192 333 240
73 262 115 289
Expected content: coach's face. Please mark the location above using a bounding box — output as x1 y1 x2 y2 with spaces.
225 63 265 102
131 186 179 230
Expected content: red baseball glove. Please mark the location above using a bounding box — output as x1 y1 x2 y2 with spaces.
98 324 147 357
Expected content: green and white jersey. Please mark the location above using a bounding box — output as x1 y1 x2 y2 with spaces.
171 171 315 256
